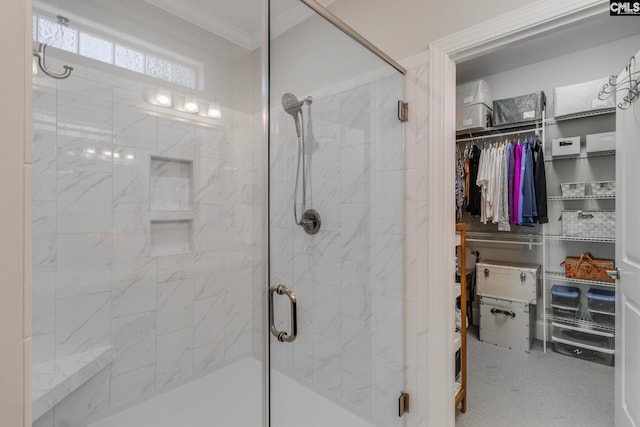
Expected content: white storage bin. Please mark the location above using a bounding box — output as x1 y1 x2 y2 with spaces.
456 103 492 132
476 260 540 305
590 181 615 197
552 136 580 157
586 131 616 153
561 210 615 239
479 296 535 353
553 77 616 118
561 182 586 198
456 80 492 108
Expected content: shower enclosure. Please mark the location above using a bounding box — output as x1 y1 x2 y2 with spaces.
30 1 405 426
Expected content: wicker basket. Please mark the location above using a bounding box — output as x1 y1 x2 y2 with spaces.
561 182 585 198
590 181 615 197
562 210 615 239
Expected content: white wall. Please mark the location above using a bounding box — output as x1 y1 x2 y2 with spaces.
328 0 532 61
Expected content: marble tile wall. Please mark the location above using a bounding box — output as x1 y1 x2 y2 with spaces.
269 69 405 427
31 70 261 426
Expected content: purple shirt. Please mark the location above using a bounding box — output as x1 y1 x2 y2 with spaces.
513 145 523 224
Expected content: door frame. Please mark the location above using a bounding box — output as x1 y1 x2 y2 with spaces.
424 1 610 425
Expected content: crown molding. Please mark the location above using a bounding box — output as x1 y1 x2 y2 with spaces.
432 0 609 61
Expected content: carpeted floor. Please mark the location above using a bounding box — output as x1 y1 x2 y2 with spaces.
456 327 614 427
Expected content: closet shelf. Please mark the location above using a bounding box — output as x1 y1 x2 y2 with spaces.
456 120 541 142
466 231 542 249
545 150 616 162
547 195 615 200
545 108 616 125
545 235 615 243
546 310 616 333
546 271 616 288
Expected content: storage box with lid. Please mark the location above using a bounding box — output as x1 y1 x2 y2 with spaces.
561 182 585 198
550 285 580 308
492 91 546 126
553 341 614 365
587 289 615 313
476 260 540 304
479 296 535 353
456 103 492 132
552 324 614 365
552 136 580 157
456 80 492 108
561 210 615 239
590 181 615 197
553 77 616 118
586 131 616 153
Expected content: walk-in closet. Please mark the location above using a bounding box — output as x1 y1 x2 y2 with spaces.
453 14 640 427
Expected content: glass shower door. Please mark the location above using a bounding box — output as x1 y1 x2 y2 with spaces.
269 2 405 427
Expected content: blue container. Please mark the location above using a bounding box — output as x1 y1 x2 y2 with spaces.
587 289 615 314
550 285 580 308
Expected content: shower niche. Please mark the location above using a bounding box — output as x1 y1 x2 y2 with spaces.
150 156 194 256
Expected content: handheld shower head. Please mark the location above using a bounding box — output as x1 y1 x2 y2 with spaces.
282 93 304 137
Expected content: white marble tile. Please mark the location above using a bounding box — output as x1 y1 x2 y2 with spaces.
313 282 341 338
33 333 55 366
56 137 113 174
341 85 373 141
194 156 225 205
342 372 374 419
372 295 403 364
111 311 156 376
57 105 113 143
57 171 112 233
341 316 373 380
157 278 194 335
113 147 153 205
57 77 112 113
56 233 112 298
312 335 342 394
374 233 404 299
340 144 373 204
195 126 227 159
113 203 149 234
340 204 372 263
33 408 54 427
292 349 313 382
311 94 341 128
113 107 158 150
341 261 373 321
194 340 225 374
32 268 56 336
224 269 252 316
55 292 111 359
157 118 195 160
224 309 252 360
194 295 226 347
193 204 225 252
373 357 404 427
32 131 57 201
110 364 156 409
33 234 56 269
156 253 194 283
312 178 341 233
309 124 341 179
111 264 156 319
156 328 193 388
151 157 193 210
53 365 111 427
310 231 341 285
375 170 404 234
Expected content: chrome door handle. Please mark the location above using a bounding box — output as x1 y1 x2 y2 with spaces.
269 284 298 343
606 269 620 280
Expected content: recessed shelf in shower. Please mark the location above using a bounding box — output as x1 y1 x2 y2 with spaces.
150 156 193 211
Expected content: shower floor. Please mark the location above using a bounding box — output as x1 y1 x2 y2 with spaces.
89 358 373 427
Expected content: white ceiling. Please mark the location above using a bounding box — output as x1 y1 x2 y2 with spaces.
457 14 640 83
144 0 336 51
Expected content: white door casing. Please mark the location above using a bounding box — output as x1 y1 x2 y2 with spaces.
615 50 640 427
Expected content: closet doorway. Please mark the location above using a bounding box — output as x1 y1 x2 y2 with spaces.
424 2 640 426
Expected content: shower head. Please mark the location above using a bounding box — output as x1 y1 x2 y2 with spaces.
282 93 312 137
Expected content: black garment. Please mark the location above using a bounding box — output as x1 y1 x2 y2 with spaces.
532 139 548 224
465 145 482 216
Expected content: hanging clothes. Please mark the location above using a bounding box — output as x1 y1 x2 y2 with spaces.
512 144 522 224
508 142 516 224
532 139 548 224
520 139 538 226
466 145 482 216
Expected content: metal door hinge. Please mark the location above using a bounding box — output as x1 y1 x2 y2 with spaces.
398 101 409 122
398 391 410 417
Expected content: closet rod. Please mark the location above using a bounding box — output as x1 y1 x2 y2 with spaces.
455 127 540 143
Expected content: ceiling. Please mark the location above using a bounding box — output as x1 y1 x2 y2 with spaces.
144 0 336 51
457 14 640 83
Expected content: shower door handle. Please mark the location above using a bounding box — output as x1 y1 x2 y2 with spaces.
269 285 298 343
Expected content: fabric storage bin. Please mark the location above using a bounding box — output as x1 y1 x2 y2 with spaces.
587 289 615 314
476 260 540 304
590 181 615 197
552 136 580 157
479 296 535 353
456 80 492 108
561 182 585 197
561 210 615 239
552 324 614 350
553 340 614 366
553 77 616 118
456 103 492 132
591 312 615 328
586 131 616 153
550 285 579 308
561 253 615 283
493 91 546 126
551 305 578 321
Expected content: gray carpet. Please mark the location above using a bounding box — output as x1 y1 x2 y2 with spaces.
456 327 614 427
